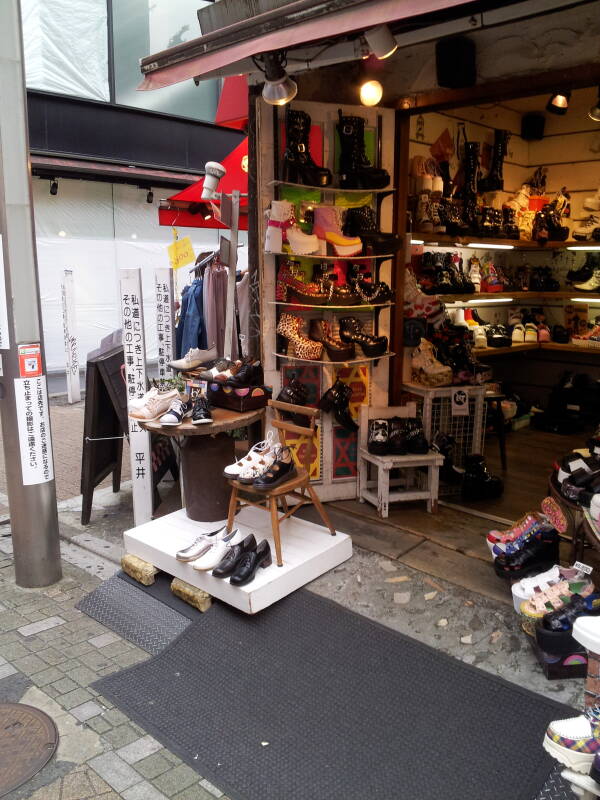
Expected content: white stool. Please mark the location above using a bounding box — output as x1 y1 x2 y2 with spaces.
357 404 444 519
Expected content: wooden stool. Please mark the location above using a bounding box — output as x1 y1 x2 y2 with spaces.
226 399 336 566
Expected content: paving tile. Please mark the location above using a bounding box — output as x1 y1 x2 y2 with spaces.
103 723 143 749
70 699 103 721
118 735 163 764
0 612 27 631
89 631 121 648
103 707 129 726
79 651 113 671
85 715 112 734
57 687 93 710
17 615 66 637
153 765 200 797
123 780 170 800
0 663 17 680
0 655 5 666
174 786 220 800
31 666 64 687
11 653 47 675
199 778 224 798
89 752 143 793
64 665 98 687
135 753 173 780
50 677 79 694
162 750 182 766
37 647 69 665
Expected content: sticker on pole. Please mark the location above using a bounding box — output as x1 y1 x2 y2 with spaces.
451 388 469 416
18 343 43 378
15 375 54 485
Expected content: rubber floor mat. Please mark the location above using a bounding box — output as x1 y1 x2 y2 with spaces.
76 575 190 654
95 590 570 800
534 764 576 800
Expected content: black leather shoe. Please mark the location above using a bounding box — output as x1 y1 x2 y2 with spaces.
226 361 263 387
253 446 297 489
192 395 212 425
318 379 351 413
276 377 309 426
212 533 257 578
404 419 429 454
494 531 559 579
230 540 272 586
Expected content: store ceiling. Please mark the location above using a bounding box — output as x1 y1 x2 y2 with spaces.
502 86 598 113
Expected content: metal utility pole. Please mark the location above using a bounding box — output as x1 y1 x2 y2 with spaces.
0 0 61 586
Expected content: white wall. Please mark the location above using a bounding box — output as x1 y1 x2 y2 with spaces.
32 177 246 372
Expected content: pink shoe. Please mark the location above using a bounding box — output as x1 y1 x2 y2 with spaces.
487 512 542 545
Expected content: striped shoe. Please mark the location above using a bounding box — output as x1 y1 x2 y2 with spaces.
543 706 600 774
486 512 543 554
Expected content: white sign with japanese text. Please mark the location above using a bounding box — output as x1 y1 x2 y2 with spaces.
0 234 11 349
154 268 175 381
61 270 81 403
120 269 152 526
15 375 54 485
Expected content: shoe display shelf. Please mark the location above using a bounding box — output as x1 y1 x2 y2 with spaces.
123 506 352 615
417 234 580 251
273 351 395 366
357 404 444 518
475 342 600 357
269 179 395 195
437 291 600 303
265 251 396 261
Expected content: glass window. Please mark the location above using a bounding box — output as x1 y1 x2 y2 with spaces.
111 0 219 122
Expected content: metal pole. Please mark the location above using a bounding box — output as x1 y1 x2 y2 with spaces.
0 0 61 586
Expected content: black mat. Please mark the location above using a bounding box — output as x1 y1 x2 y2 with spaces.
95 590 569 800
116 570 200 621
76 576 190 654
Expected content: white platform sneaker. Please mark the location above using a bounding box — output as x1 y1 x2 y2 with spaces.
265 200 319 255
573 215 600 241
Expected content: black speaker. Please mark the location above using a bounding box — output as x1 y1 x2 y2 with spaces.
521 112 545 140
436 36 476 89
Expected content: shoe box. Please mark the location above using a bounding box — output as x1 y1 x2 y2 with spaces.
207 383 272 412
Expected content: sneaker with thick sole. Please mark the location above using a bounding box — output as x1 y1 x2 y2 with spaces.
129 389 179 421
511 323 525 343
191 395 213 425
573 215 600 241
159 396 192 426
543 706 600 774
524 322 538 342
168 345 217 372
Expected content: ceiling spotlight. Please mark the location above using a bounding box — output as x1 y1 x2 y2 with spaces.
360 80 383 107
364 24 397 60
50 179 58 196
546 91 571 115
257 51 297 106
146 189 154 204
589 86 600 122
202 162 226 200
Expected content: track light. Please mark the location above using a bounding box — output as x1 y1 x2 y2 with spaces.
364 25 397 60
360 80 383 107
589 87 600 122
546 91 570 115
146 189 154 204
50 179 58 196
257 51 297 106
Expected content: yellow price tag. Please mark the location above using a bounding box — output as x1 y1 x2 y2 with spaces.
167 235 195 270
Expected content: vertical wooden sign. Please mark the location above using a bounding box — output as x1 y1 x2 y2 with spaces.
154 268 175 382
61 269 80 403
120 268 152 526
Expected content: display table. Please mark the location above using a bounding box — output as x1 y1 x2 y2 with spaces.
123 506 352 614
139 408 264 522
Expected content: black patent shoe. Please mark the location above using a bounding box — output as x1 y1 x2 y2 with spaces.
226 361 263 387
253 447 297 489
192 395 212 425
212 534 257 578
404 419 429 454
318 379 352 413
338 316 388 357
276 377 309 426
230 540 273 586
388 418 408 455
494 530 559 579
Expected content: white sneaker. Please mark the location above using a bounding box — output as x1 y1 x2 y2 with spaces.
573 616 600 653
573 214 600 241
129 389 179 421
468 257 481 292
223 432 274 479
176 525 238 561
129 387 158 410
511 323 525 343
159 395 192 426
524 323 538 343
168 346 217 372
192 530 244 571
452 308 468 327
543 708 600 774
473 326 487 349
584 187 600 212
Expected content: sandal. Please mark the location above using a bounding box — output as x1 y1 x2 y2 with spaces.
520 577 595 619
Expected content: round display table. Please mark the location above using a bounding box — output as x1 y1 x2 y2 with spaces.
139 408 264 522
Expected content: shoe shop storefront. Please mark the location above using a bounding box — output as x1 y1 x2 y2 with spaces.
112 1 600 797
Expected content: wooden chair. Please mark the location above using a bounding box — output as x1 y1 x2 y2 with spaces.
226 399 336 566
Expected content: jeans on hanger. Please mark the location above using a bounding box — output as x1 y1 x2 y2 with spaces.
181 278 207 354
175 284 191 359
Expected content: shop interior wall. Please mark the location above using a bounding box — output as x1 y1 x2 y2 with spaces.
410 97 600 403
32 177 248 375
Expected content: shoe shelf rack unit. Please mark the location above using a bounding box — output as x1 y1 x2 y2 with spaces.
258 99 396 502
476 342 600 357
437 291 600 303
417 235 581 250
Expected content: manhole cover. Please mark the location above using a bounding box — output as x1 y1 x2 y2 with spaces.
0 703 58 797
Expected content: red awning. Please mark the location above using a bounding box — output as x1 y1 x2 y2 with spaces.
139 0 470 90
158 137 249 230
215 76 249 129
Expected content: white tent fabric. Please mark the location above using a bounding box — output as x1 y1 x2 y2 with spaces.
22 0 110 101
32 178 246 372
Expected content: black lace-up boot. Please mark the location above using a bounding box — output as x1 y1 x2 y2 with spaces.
336 110 390 190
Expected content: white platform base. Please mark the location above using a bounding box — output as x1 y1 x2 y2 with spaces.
123 507 353 614
562 769 600 799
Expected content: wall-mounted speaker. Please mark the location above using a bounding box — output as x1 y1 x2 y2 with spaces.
521 112 545 140
435 36 476 89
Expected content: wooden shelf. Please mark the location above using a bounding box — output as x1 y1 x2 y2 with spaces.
269 301 393 310
436 291 600 302
473 342 600 356
416 234 578 250
266 251 395 261
273 351 395 365
269 180 394 194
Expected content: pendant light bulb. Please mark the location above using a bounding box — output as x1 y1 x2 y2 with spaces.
364 25 397 60
589 86 600 122
546 91 570 115
260 51 297 106
360 80 383 107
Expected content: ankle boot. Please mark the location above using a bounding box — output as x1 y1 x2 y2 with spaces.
336 110 390 190
283 107 332 187
265 201 319 255
347 264 393 305
312 205 362 257
275 261 329 304
308 319 355 362
479 129 510 193
338 316 388 357
343 206 402 254
411 338 453 386
276 313 323 360
502 207 519 239
431 431 464 484
318 379 357 432
462 454 503 500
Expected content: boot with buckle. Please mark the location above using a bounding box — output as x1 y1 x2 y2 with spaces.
265 201 319 255
283 107 332 187
309 319 355 362
338 316 388 357
336 110 390 190
342 205 401 255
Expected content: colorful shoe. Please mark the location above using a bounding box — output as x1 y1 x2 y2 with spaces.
488 514 546 556
487 512 543 546
511 564 562 613
536 594 600 654
543 706 600 774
